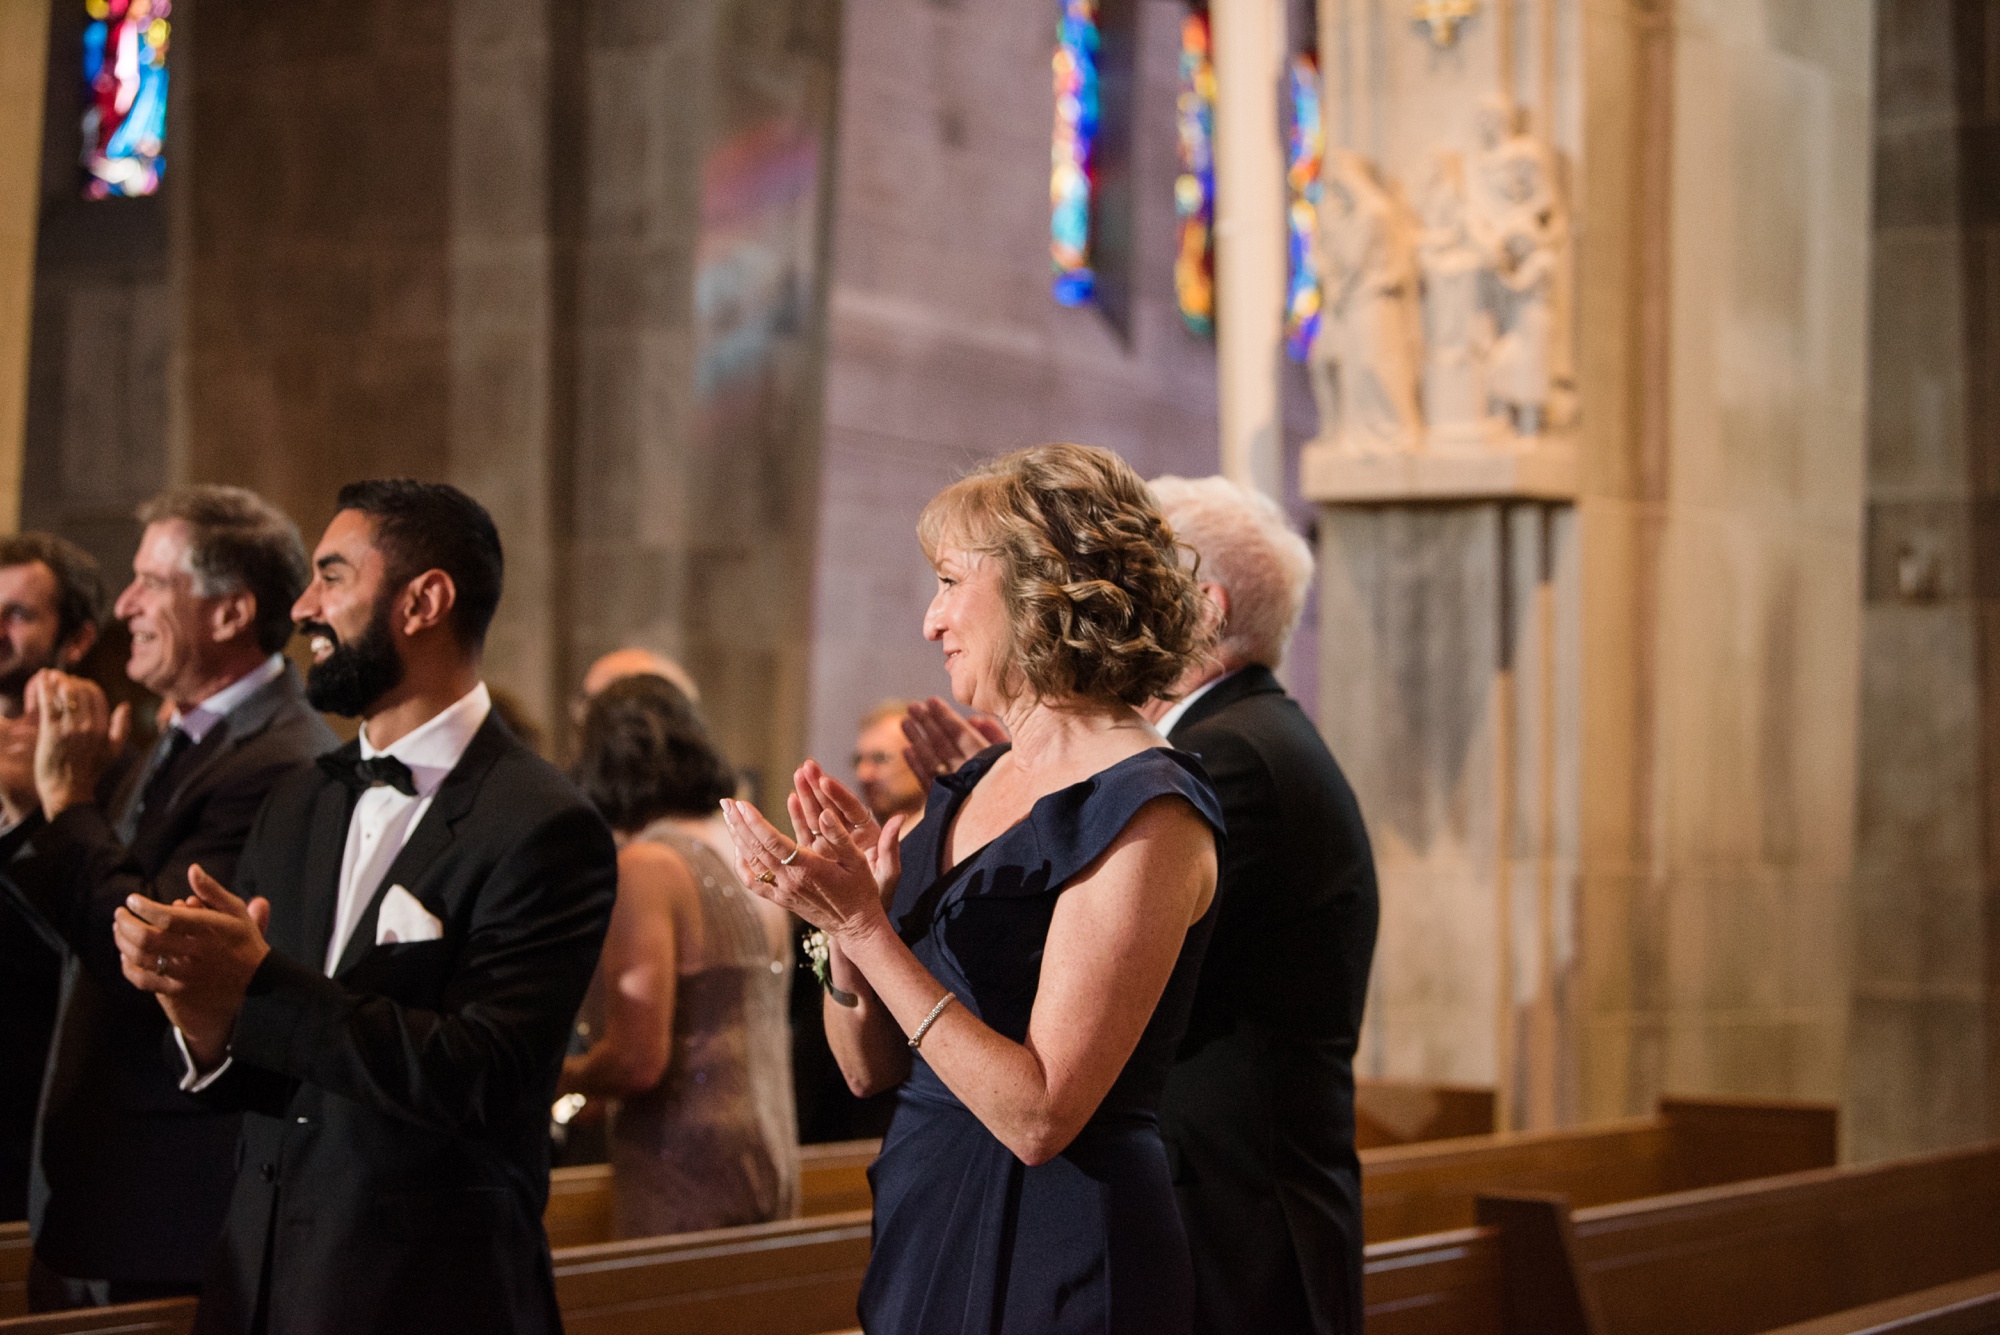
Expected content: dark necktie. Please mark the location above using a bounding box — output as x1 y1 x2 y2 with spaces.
117 726 195 844
318 752 419 797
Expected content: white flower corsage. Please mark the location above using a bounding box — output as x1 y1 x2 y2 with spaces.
803 929 860 1007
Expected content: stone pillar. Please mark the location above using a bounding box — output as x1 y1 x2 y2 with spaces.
1310 0 1873 1132
1210 0 1287 495
1848 0 2000 1161
178 0 840 791
0 0 52 531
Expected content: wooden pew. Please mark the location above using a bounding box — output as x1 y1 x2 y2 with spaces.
0 1300 194 1334
1362 1226 1508 1335
1363 1095 1836 1242
1761 1271 2000 1334
553 1209 872 1335
0 1222 29 1318
1358 1078 1498 1149
545 1138 880 1250
1491 1141 2000 1335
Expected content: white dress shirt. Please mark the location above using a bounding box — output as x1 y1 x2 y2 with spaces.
1155 668 1238 739
177 681 492 1090
173 653 287 745
323 682 492 972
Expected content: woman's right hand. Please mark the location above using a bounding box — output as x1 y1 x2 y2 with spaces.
722 794 903 949
789 760 898 906
901 696 1007 781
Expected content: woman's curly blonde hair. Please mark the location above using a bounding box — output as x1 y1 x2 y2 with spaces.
917 443 1213 707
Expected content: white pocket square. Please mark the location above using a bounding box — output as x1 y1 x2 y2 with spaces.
375 885 443 945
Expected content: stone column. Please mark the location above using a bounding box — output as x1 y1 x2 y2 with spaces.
0 0 52 531
1210 0 1287 496
1308 0 1874 1134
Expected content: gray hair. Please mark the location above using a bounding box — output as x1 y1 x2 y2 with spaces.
1148 475 1315 669
136 486 310 654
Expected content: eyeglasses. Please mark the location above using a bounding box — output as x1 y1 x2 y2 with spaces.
852 750 899 769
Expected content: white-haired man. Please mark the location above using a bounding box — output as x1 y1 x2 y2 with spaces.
1142 475 1378 1335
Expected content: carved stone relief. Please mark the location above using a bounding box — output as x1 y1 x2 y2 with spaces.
1311 98 1574 455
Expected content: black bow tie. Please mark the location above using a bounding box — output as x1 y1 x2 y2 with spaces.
320 752 419 797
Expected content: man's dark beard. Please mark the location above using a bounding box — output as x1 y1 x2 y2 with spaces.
303 599 405 717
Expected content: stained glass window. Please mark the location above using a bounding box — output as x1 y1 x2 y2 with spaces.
82 0 171 199
1284 54 1324 361
1174 13 1215 336
1050 0 1101 306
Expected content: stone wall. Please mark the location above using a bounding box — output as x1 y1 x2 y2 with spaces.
805 0 1254 774
1848 0 2000 1161
1315 0 1874 1131
167 0 840 793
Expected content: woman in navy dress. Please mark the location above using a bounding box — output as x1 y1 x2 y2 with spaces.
722 443 1225 1335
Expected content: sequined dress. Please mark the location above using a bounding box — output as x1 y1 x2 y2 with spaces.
598 823 800 1237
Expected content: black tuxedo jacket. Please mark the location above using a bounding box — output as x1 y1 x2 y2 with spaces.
187 712 616 1335
1159 665 1380 1335
0 665 336 1285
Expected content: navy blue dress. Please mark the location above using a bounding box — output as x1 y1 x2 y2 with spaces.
859 745 1226 1335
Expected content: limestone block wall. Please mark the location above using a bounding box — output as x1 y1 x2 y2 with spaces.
170 0 841 795
806 0 1257 775
1318 0 1873 1130
1848 0 2000 1161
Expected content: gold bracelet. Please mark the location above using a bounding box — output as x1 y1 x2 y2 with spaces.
907 991 957 1050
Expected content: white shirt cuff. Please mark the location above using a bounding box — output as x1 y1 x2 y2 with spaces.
173 1027 233 1092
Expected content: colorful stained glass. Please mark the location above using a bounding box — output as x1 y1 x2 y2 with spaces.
1050 0 1101 306
1285 54 1324 362
1174 14 1215 336
82 0 171 199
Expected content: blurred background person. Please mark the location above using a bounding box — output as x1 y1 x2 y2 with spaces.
1147 474 1379 1335
0 488 334 1310
564 673 800 1236
0 534 106 1222
851 699 926 826
573 646 702 724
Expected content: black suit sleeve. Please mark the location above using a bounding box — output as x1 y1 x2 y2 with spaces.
0 754 312 1010
209 803 616 1134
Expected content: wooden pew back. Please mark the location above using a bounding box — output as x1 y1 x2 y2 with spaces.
554 1209 872 1335
1362 1096 1837 1242
1363 1227 1508 1335
0 1299 194 1334
0 1223 28 1319
1357 1079 1498 1148
1567 1142 2000 1335
545 1139 879 1250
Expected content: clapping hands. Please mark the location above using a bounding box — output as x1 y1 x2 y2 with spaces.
900 697 1008 781
112 864 273 1071
721 762 905 945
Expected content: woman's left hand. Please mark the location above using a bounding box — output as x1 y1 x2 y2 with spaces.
721 795 902 946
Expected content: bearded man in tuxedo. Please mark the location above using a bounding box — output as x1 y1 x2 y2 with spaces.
112 480 617 1335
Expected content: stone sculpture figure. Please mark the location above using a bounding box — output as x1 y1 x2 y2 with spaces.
1467 96 1573 438
1415 149 1492 446
1311 149 1423 454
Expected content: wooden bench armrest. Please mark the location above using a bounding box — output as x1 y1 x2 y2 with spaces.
1756 1271 2000 1335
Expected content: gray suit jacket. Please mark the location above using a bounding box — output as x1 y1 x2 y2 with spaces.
0 663 336 1285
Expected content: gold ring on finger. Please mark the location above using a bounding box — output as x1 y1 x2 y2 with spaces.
755 870 777 885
